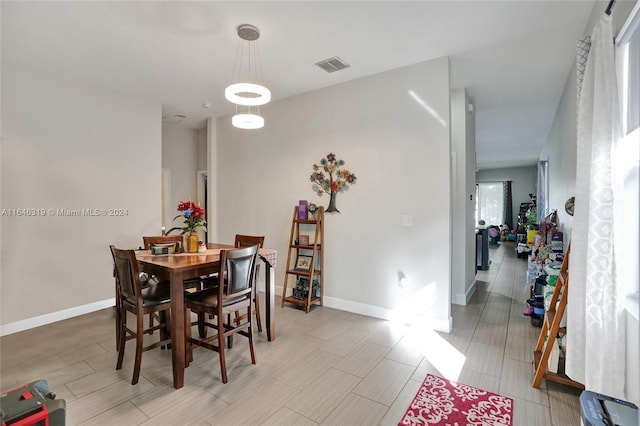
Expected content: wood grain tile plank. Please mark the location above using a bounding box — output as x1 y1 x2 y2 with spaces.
379 379 422 426
352 359 414 405
334 342 389 378
319 393 388 426
78 401 148 426
285 368 361 423
262 407 318 426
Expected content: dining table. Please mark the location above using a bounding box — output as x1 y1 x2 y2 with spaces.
136 242 277 389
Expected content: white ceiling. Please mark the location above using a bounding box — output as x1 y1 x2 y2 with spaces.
2 1 598 169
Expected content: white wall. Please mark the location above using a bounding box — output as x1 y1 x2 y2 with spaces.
197 128 207 172
476 166 538 229
542 66 577 241
162 124 200 232
1 67 161 332
451 89 477 305
214 57 453 331
206 119 218 244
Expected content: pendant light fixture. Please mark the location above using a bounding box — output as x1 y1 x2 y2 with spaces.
226 24 270 129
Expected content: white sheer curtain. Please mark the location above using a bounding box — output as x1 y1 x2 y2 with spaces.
567 14 626 397
476 182 503 226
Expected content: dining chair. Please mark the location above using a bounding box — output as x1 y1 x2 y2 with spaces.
110 245 172 385
201 234 264 332
234 234 265 332
184 244 259 384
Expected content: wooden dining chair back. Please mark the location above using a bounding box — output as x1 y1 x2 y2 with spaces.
141 235 200 332
234 234 265 249
142 235 183 252
184 244 259 383
234 234 265 331
110 245 172 385
141 236 183 287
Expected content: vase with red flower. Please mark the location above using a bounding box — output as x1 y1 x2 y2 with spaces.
186 233 199 253
173 200 207 253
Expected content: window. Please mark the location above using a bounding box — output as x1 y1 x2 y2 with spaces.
475 182 504 226
537 160 549 223
617 7 639 136
615 2 640 317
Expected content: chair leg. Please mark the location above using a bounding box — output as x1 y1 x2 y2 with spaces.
247 306 256 365
251 266 264 333
115 306 121 352
254 290 263 332
197 312 207 339
148 312 155 334
227 314 234 349
132 310 144 385
217 312 228 384
159 310 171 350
185 307 193 366
116 307 126 371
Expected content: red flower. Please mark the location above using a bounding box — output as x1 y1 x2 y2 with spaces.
330 181 339 191
174 200 206 233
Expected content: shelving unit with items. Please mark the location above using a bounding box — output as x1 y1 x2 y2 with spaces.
281 204 324 313
532 243 584 390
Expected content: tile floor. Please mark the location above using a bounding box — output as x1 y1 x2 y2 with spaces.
0 242 582 425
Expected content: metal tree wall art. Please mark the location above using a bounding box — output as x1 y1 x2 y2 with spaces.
310 153 357 213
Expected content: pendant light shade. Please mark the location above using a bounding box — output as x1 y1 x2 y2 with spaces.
225 83 271 107
232 113 264 130
226 24 270 129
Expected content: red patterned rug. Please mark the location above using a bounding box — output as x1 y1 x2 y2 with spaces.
398 374 513 425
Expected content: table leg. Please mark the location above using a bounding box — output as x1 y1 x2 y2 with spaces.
264 262 275 341
170 270 185 389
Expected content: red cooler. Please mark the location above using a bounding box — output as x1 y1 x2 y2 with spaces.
0 380 65 426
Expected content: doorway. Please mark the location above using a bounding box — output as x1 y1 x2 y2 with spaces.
197 170 208 243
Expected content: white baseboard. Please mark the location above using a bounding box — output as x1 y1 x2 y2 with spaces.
323 295 394 320
275 285 452 333
451 294 465 305
2 288 456 336
452 280 477 306
323 296 452 333
1 298 115 336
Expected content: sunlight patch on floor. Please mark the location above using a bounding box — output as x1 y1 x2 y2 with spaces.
390 284 465 381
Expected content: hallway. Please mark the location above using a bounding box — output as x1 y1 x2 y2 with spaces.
448 241 581 425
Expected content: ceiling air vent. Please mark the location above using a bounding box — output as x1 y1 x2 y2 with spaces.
162 114 186 124
315 56 350 73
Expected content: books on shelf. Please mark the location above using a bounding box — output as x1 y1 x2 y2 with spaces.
298 200 308 220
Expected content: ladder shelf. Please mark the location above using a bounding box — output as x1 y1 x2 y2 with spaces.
532 243 584 390
281 206 324 313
